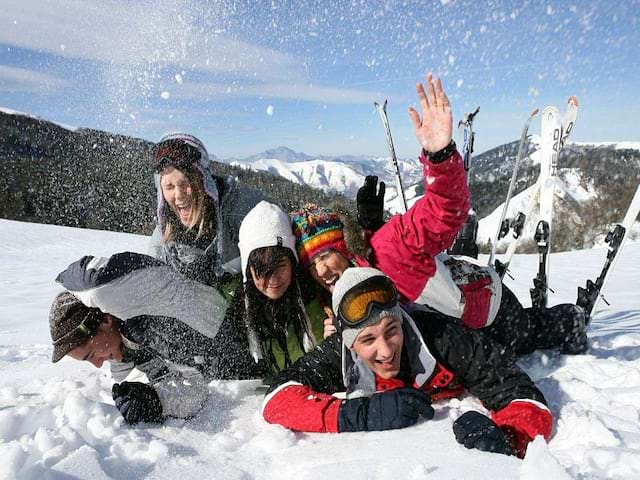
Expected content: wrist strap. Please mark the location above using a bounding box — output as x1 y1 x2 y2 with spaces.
423 140 457 164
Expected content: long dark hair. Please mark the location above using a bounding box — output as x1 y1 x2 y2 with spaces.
244 246 312 371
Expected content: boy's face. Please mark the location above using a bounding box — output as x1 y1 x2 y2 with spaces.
350 316 404 380
68 315 123 368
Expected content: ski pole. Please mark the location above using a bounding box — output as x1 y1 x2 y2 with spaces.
459 107 480 184
374 100 407 213
488 109 538 268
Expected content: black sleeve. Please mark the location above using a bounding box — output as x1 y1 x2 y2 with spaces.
123 308 262 381
418 316 547 411
266 333 344 395
56 252 163 291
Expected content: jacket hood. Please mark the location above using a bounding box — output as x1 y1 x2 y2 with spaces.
153 133 220 235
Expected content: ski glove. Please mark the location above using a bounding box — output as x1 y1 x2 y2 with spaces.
338 387 434 432
356 175 386 231
453 411 515 456
112 382 164 425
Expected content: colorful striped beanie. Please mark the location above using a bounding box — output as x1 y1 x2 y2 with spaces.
290 204 353 268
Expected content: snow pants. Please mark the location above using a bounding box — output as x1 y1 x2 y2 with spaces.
483 285 589 356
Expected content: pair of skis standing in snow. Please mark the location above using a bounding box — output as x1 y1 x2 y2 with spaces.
377 94 639 323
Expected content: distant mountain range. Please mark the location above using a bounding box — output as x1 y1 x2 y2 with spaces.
220 138 640 251
1 107 639 251
226 146 423 211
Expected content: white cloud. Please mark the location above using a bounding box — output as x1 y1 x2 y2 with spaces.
1 0 380 106
1 0 301 82
172 80 381 105
0 65 69 92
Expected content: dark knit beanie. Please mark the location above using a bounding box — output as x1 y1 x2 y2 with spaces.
49 291 103 363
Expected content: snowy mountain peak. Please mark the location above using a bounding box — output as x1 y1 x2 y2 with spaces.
241 146 313 163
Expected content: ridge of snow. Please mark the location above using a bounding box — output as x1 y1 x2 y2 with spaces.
0 107 78 132
2 219 640 479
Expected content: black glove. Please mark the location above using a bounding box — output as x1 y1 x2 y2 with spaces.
356 175 386 231
112 382 164 425
453 411 514 456
338 387 434 432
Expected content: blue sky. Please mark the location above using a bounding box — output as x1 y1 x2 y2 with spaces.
1 0 639 159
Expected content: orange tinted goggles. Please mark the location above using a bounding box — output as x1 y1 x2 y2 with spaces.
337 275 399 326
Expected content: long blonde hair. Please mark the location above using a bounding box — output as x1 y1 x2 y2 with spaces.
160 167 213 243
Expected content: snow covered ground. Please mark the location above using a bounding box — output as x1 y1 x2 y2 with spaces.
1 218 639 480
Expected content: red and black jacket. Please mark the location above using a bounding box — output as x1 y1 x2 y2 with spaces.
263 310 552 457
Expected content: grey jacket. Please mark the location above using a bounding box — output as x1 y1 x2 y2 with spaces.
56 252 262 419
149 172 268 287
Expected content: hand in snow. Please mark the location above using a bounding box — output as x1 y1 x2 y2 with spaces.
408 73 452 153
112 382 164 425
452 411 515 456
338 387 434 432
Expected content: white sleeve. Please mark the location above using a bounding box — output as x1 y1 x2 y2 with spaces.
72 262 228 340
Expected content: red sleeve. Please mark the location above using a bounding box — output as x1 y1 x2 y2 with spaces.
262 383 342 433
491 400 553 458
370 150 470 302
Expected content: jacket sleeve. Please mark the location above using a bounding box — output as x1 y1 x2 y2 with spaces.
370 150 470 302
425 318 552 455
148 225 165 261
262 335 345 432
56 252 228 340
128 355 209 420
152 368 209 419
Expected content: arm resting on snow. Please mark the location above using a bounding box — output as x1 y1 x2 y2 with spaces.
428 320 547 411
262 335 345 431
491 399 552 458
152 368 209 419
262 383 342 432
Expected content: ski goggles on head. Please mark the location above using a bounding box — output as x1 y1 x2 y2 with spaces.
337 275 399 327
150 139 202 173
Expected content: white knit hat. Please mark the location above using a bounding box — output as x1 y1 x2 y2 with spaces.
238 201 298 282
332 267 404 348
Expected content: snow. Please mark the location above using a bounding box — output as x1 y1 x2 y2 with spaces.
569 141 640 151
1 218 640 479
0 107 78 132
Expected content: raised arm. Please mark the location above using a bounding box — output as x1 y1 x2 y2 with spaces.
369 74 470 302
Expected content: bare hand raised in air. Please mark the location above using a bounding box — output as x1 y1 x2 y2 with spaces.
408 73 452 153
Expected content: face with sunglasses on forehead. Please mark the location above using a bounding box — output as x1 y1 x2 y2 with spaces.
337 272 404 380
152 140 208 231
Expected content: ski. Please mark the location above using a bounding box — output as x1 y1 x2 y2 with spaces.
374 100 407 213
488 109 538 269
530 97 579 307
497 99 579 278
529 106 562 307
577 183 640 315
448 107 480 258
